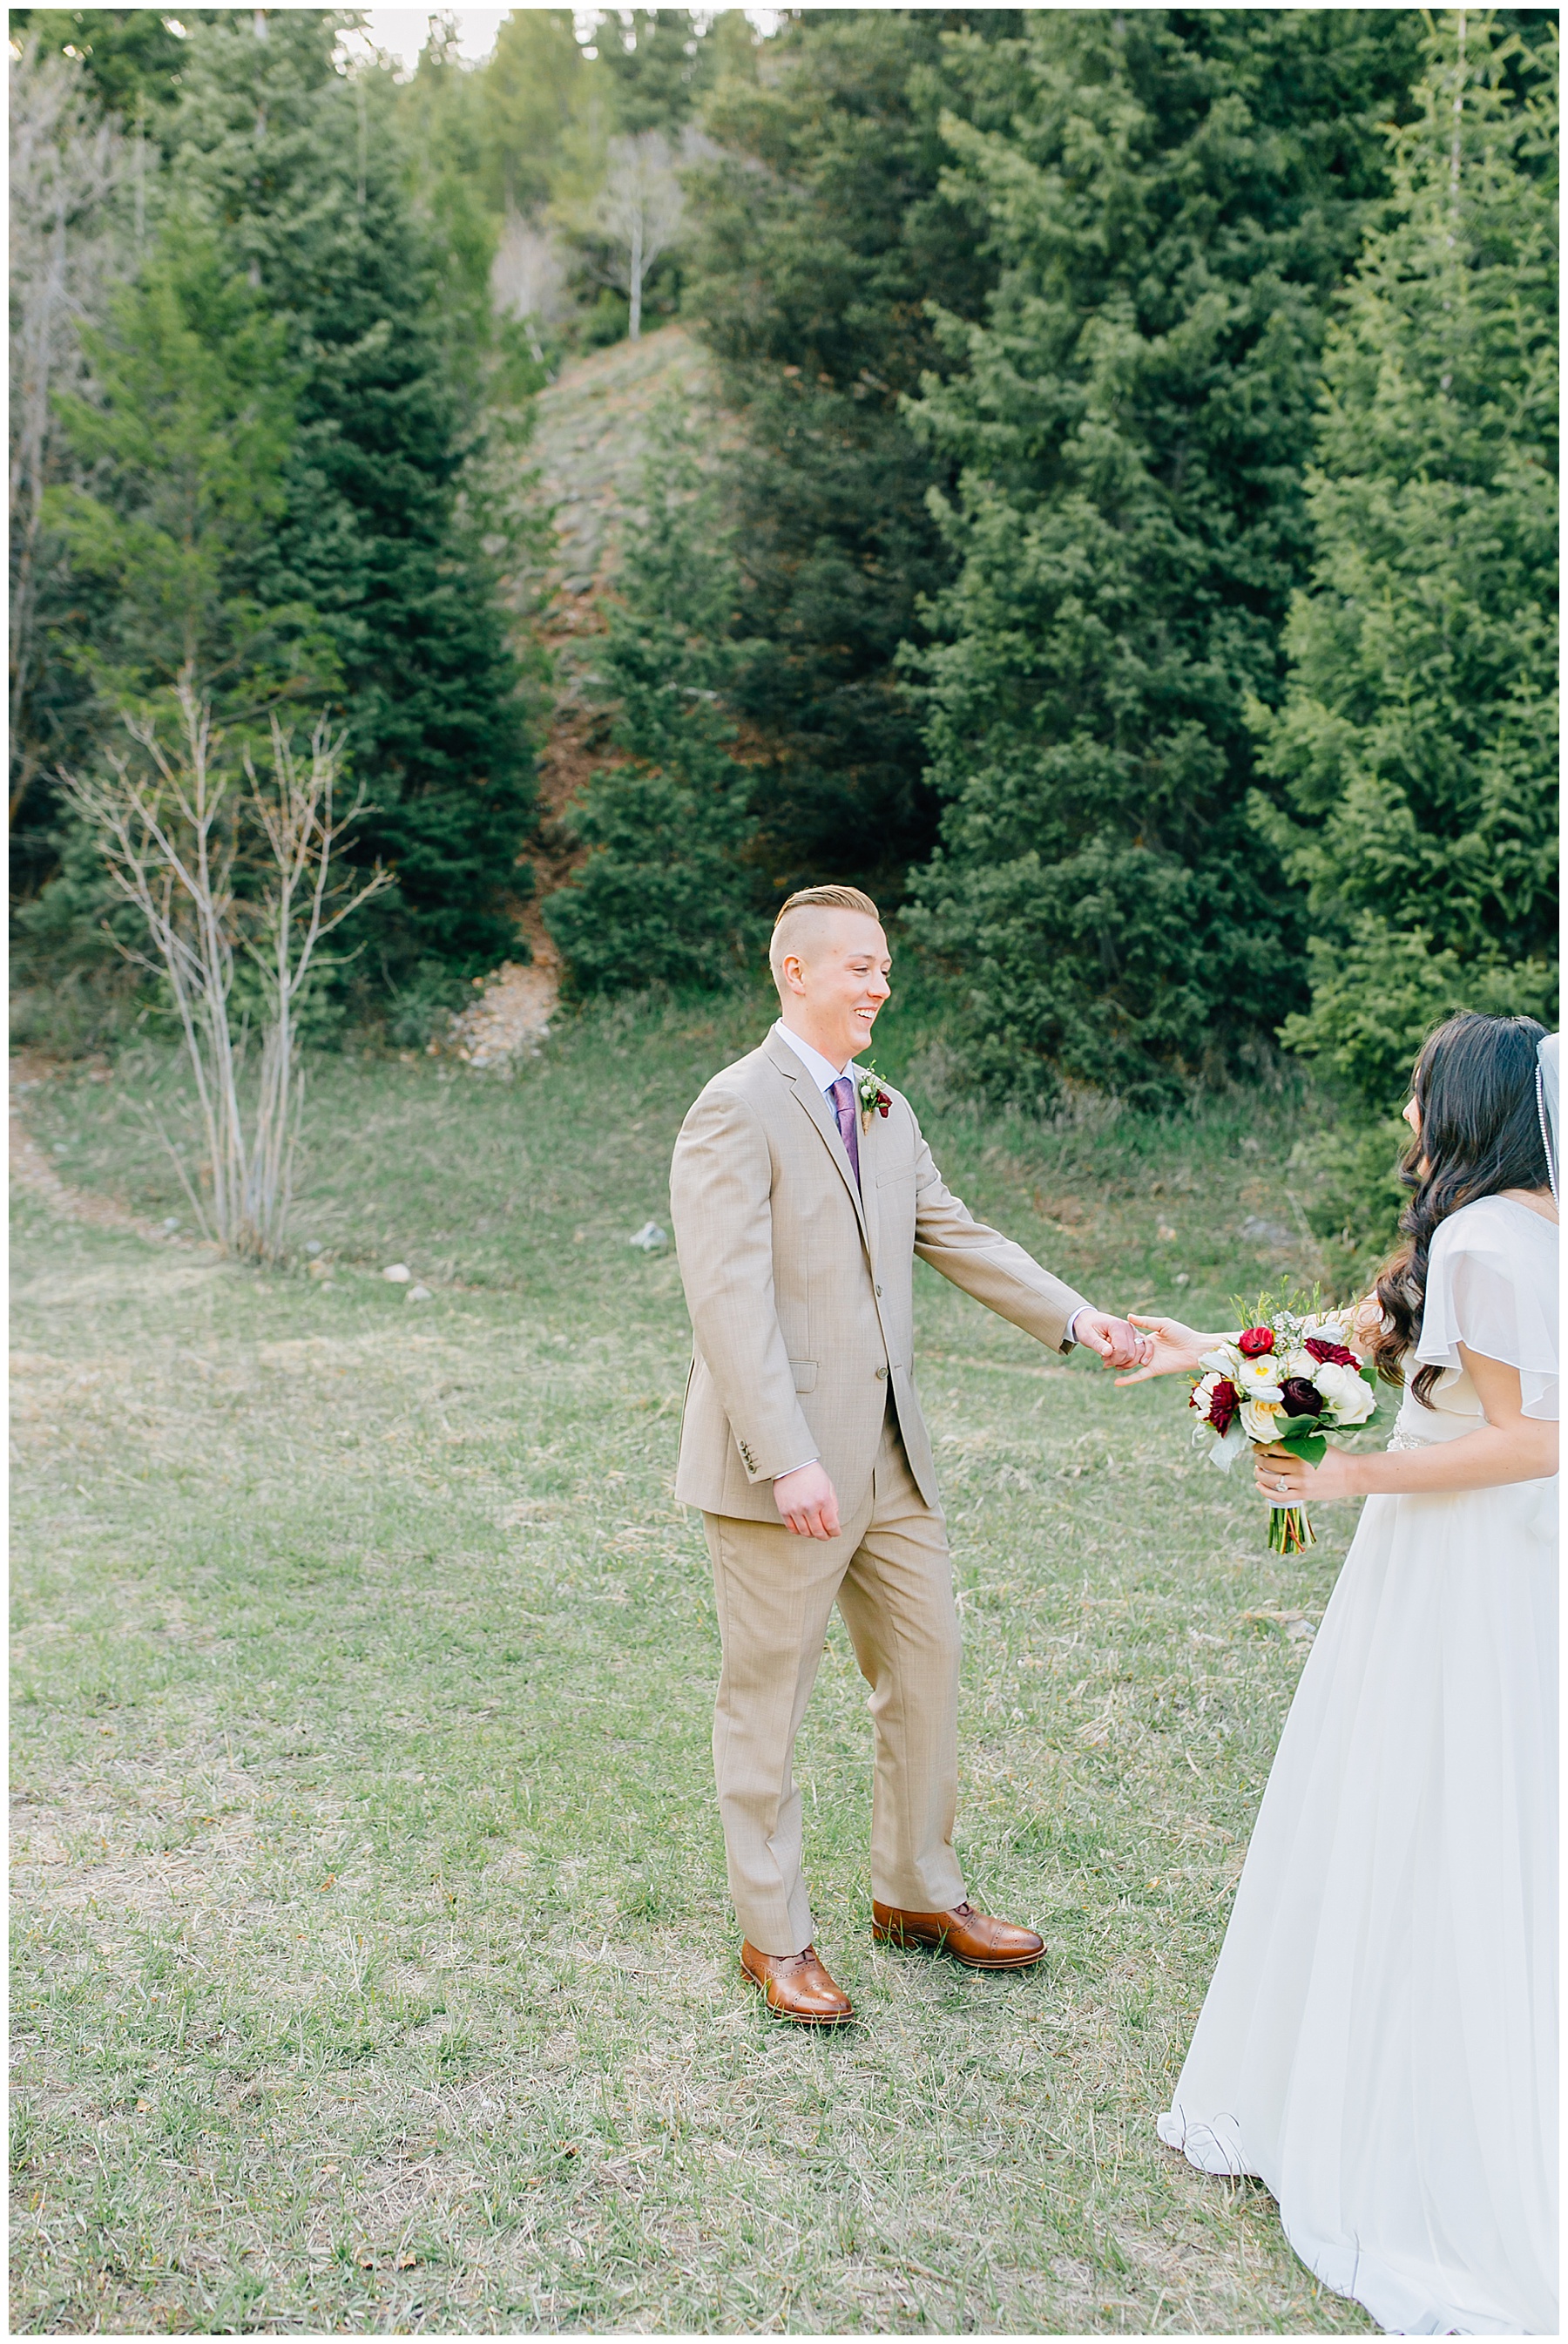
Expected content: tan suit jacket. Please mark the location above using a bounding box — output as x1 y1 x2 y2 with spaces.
669 1028 1088 1523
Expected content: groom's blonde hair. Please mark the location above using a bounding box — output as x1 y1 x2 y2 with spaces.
769 884 882 997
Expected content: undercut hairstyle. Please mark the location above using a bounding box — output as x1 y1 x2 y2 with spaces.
773 884 881 927
1372 1011 1550 1403
769 884 882 996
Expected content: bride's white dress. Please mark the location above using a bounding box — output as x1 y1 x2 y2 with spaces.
1157 1196 1558 2334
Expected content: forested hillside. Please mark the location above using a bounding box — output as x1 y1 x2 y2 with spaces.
12 10 537 994
10 8 1558 1192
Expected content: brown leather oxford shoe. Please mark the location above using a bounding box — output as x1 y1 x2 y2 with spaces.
872 1899 1044 1969
740 1940 855 2024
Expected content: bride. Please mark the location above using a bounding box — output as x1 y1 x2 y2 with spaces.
1120 1013 1558 2335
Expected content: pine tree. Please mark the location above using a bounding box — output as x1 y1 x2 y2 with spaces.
9 9 225 146
686 10 1019 890
543 403 761 993
168 12 534 971
593 9 719 137
9 31 132 878
475 9 586 214
1254 10 1558 1113
395 18 502 408
14 218 321 1008
902 9 1424 1108
46 222 308 720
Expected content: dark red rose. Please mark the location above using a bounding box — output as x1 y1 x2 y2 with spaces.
1238 1326 1274 1357
1305 1336 1358 1369
1280 1376 1322 1418
1206 1378 1240 1434
876 1090 891 1118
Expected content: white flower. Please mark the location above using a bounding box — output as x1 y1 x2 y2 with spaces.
1280 1346 1315 1383
1240 1398 1284 1443
1313 1358 1375 1425
1190 1371 1222 1419
1234 1353 1284 1401
1201 1418 1248 1473
1200 1345 1242 1379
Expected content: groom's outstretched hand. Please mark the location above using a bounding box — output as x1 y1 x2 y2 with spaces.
1072 1311 1153 1372
774 1460 841 1540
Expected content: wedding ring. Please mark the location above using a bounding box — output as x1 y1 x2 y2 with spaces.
1274 1477 1288 1492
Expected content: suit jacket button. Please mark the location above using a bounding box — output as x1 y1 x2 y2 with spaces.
875 1365 887 1380
875 1284 883 1297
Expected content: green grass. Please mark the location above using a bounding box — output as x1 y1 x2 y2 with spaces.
11 988 1375 2333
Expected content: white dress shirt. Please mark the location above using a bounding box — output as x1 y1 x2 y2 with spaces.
772 1020 856 1100
767 1020 1090 1484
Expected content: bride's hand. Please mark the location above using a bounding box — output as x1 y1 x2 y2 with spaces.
1254 1442 1359 1502
1114 1315 1225 1386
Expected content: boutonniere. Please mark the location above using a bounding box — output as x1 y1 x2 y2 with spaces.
855 1064 893 1132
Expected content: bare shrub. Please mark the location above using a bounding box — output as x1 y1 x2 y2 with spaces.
58 674 389 1259
490 206 572 358
591 132 685 342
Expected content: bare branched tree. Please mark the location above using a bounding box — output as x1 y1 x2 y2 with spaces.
9 38 132 825
591 131 686 342
58 676 391 1261
490 204 571 362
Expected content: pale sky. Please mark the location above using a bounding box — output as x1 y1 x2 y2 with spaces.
361 9 513 73
358 7 783 79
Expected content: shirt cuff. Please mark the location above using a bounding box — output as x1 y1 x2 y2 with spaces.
1065 1306 1088 1349
774 1458 819 1480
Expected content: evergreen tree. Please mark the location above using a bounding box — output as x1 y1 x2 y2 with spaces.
593 9 719 137
168 12 534 971
13 217 319 1007
686 10 1018 890
902 9 1424 1108
47 223 308 721
395 18 502 404
9 9 225 146
10 31 132 883
1254 10 1558 1114
543 403 761 993
475 9 586 214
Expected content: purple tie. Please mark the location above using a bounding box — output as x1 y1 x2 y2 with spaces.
828 1076 861 1189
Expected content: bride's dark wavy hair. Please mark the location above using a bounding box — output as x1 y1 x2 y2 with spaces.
1372 1011 1550 1403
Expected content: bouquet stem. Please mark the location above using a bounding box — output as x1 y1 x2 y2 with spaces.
1267 1503 1316 1555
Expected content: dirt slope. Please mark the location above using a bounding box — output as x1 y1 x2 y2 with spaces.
449 325 718 1067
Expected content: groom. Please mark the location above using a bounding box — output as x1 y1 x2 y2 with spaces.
669 885 1149 2023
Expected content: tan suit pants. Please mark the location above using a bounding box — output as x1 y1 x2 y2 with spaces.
702 1409 966 1955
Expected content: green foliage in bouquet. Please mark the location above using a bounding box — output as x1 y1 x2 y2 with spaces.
1255 1369 1380 1473
1207 1287 1380 1554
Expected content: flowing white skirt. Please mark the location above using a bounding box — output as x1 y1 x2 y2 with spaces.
1157 1475 1558 2334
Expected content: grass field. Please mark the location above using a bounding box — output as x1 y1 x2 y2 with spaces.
10 986 1377 2334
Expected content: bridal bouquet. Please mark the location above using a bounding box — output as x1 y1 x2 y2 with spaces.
1190 1299 1378 1553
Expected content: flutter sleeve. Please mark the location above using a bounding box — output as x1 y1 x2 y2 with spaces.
1416 1208 1559 1421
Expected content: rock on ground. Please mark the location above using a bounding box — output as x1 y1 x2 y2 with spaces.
445 948 562 1072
